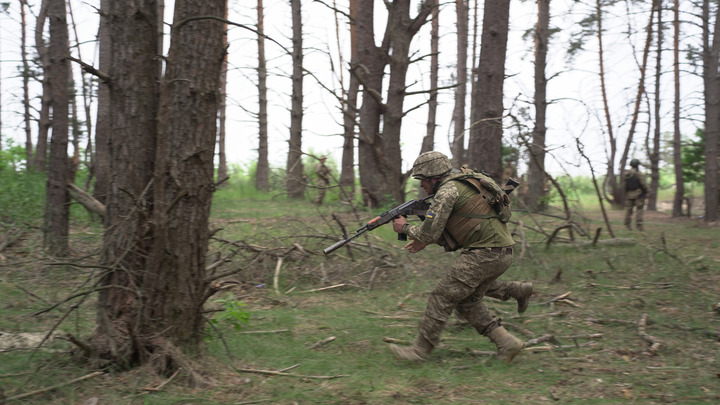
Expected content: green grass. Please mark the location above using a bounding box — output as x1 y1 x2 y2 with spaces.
1 177 719 404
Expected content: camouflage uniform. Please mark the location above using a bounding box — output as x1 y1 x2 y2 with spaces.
624 164 648 230
313 158 331 205
402 177 516 349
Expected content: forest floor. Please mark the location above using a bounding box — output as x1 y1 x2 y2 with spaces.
1 197 719 404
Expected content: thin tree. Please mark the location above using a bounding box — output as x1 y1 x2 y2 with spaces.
420 3 440 155
451 0 468 168
43 0 70 256
256 0 270 191
702 0 720 221
217 3 229 184
672 0 684 217
33 0 50 172
647 0 663 211
93 0 110 204
468 0 510 180
526 0 551 210
286 0 305 199
339 0 358 200
20 0 33 163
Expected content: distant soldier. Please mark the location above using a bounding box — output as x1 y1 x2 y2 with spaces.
502 159 516 184
624 158 648 231
313 155 331 205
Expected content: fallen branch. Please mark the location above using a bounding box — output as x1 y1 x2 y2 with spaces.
4 371 105 402
308 336 336 349
67 182 106 218
296 283 349 293
539 291 572 306
524 334 560 347
383 337 412 345
273 257 283 295
142 367 182 392
637 313 661 355
237 329 291 334
237 367 348 380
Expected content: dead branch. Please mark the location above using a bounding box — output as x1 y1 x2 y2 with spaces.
295 283 350 293
576 138 615 238
4 371 105 402
0 227 24 253
539 291 572 306
383 337 412 345
237 367 349 380
141 367 182 392
237 329 291 334
67 182 106 218
637 313 661 354
308 336 336 349
502 322 536 337
524 334 560 347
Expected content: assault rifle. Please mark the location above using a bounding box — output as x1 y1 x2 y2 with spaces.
323 195 434 255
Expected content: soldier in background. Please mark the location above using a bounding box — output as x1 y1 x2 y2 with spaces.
313 155 331 205
624 158 648 231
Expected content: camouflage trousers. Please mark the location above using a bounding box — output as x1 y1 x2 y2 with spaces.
314 179 329 205
624 197 644 230
417 248 513 348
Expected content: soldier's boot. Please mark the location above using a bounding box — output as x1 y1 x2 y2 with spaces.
389 335 433 362
513 283 533 313
487 326 524 363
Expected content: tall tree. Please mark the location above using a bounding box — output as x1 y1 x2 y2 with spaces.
91 0 227 371
647 0 663 211
451 0 468 168
93 0 111 204
355 0 435 206
217 3 229 184
20 0 33 163
672 0 684 217
420 3 440 155
256 0 270 191
526 0 550 210
43 0 70 256
468 0 510 180
33 0 51 172
702 0 720 221
286 0 305 198
339 0 359 200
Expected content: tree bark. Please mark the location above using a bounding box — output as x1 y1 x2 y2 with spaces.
672 0 684 217
420 4 440 155
703 0 720 221
468 0 510 181
93 0 111 205
33 0 51 173
43 0 70 257
21 0 33 165
286 0 305 199
256 0 270 192
526 0 550 210
339 0 358 200
451 0 468 168
217 3 229 185
648 0 663 211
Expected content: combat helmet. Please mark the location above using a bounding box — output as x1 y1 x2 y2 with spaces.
411 151 452 179
630 158 640 167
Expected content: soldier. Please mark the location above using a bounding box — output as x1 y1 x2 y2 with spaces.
313 155 331 205
624 158 648 231
389 151 529 363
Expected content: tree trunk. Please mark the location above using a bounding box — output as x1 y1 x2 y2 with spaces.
217 4 229 185
451 0 468 168
33 0 51 173
648 0 663 211
468 0 510 181
339 0 358 200
148 0 226 355
356 0 434 206
526 0 550 210
703 0 720 222
421 4 440 155
256 0 270 192
21 0 33 165
672 0 684 217
43 0 70 257
93 0 111 205
286 0 305 199
93 0 160 369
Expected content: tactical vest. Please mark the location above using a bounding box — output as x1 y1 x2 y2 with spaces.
439 169 511 250
626 172 640 191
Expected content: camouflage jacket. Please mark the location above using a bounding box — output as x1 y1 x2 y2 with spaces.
624 168 648 200
402 176 514 251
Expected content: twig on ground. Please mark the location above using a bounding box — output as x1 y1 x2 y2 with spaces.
308 336 336 349
539 291 572 306
295 283 349 293
237 367 348 380
637 313 661 355
237 329 291 334
383 337 412 345
142 367 182 392
4 371 105 402
524 334 560 347
273 257 283 295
